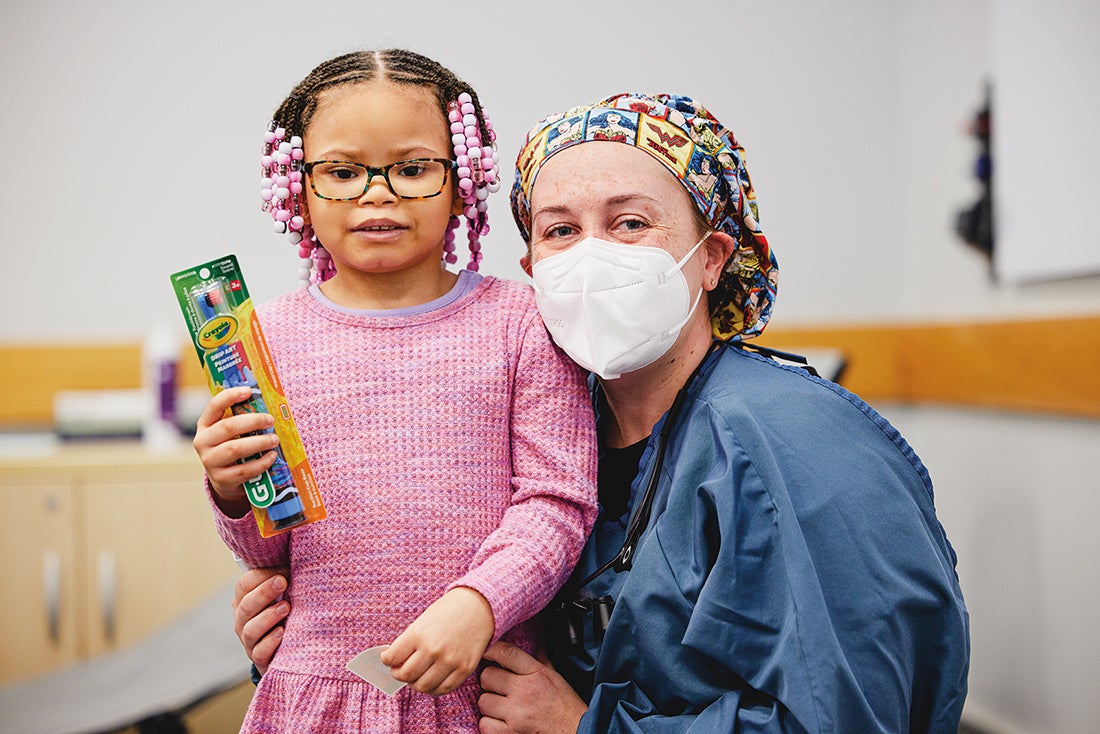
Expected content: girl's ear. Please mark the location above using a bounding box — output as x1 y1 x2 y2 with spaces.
451 188 465 218
520 252 532 277
703 231 736 292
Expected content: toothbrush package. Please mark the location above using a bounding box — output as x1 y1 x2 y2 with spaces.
171 254 325 536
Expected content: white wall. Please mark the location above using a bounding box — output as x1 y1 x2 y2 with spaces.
3 1 1099 731
883 405 1100 734
3 0 1097 343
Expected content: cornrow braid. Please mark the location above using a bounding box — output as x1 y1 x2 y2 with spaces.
260 49 499 284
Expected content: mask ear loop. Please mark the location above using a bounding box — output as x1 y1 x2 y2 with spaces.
654 230 713 339
656 230 712 285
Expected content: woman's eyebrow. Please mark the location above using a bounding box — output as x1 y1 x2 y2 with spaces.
604 193 661 207
533 193 659 217
531 204 573 218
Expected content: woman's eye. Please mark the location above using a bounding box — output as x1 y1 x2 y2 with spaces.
547 224 575 238
617 218 647 231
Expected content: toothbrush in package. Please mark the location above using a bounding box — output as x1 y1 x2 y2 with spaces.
171 255 325 536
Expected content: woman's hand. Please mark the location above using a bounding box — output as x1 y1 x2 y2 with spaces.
381 586 495 696
232 566 291 675
478 641 587 734
193 386 279 517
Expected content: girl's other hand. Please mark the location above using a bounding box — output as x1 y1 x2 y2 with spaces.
381 586 495 696
193 386 279 517
233 566 291 675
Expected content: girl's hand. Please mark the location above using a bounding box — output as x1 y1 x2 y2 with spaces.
193 386 279 517
381 587 495 696
477 641 587 734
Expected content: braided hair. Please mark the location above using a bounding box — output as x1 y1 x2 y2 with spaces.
274 50 492 153
262 49 498 283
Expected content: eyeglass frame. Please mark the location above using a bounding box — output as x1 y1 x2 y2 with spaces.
301 158 458 201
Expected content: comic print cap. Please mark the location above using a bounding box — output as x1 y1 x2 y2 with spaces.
511 93 778 341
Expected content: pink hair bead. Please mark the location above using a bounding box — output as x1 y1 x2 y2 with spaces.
291 91 487 273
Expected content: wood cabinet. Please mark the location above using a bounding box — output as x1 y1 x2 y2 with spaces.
0 442 241 685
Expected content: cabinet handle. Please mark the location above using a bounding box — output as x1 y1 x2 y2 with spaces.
98 550 117 642
43 550 61 643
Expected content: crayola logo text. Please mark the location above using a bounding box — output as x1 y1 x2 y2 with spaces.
198 315 239 349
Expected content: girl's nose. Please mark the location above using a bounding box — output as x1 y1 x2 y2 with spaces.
358 174 397 205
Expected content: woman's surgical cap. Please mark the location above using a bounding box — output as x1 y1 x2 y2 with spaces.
511 92 778 340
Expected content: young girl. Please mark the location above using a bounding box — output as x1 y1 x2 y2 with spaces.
193 49 598 733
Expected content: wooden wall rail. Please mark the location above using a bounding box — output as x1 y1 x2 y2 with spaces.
759 314 1100 418
1 315 1098 427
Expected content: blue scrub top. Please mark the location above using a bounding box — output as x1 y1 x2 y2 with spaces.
547 343 969 733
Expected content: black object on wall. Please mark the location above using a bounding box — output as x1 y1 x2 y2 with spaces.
956 83 994 266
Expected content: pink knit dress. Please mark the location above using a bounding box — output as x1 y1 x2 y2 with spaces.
210 275 598 733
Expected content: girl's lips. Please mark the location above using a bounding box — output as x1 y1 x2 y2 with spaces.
353 219 406 232
351 221 408 243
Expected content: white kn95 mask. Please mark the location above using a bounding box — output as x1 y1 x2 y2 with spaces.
532 233 709 379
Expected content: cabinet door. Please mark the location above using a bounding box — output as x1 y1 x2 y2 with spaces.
79 462 241 657
0 470 84 684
